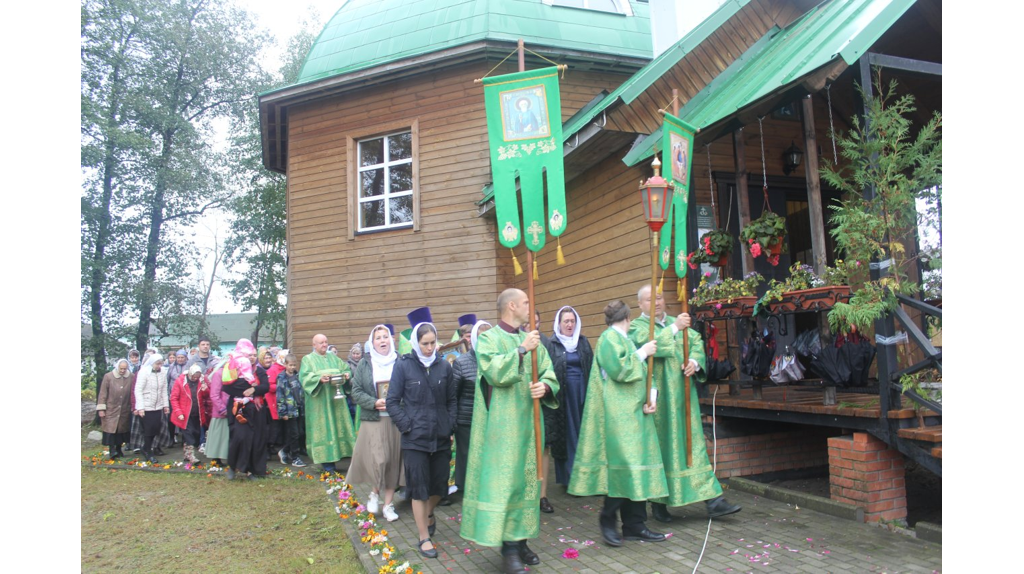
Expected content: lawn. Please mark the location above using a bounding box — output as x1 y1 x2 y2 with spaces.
81 466 363 573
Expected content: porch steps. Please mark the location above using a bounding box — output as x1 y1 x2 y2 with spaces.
897 425 941 442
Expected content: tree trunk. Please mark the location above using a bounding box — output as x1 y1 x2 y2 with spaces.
135 131 174 352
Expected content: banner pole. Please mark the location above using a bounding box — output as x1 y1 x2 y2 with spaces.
673 89 694 468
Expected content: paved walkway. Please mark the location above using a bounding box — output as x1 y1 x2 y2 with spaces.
348 480 941 574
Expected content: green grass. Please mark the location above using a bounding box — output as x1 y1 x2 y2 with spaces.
81 467 363 573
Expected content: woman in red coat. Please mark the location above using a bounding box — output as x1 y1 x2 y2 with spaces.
262 348 285 462
170 364 212 464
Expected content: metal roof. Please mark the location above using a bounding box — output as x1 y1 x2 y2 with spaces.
294 0 653 86
622 0 916 167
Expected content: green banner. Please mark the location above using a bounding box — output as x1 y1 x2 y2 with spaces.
483 67 566 252
657 112 697 277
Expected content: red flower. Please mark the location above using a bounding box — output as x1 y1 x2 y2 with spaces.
686 251 698 270
767 253 780 266
562 548 579 559
749 242 762 258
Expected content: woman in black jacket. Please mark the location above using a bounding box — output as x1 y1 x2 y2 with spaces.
386 322 457 559
546 306 594 489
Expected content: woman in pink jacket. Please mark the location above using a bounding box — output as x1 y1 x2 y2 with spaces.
205 357 231 467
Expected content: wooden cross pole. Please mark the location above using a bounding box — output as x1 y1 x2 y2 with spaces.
674 88 694 468
520 38 544 483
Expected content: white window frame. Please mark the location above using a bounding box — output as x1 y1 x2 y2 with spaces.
542 0 634 16
346 119 420 239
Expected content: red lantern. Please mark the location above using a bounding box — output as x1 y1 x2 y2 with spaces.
639 156 673 233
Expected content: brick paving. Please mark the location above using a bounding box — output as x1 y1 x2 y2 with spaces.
345 478 941 573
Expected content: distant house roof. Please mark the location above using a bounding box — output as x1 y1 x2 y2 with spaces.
150 313 283 349
292 0 653 87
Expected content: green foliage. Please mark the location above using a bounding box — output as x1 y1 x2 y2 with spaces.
739 211 786 264
820 76 941 333
690 272 763 307
686 228 734 267
762 262 826 304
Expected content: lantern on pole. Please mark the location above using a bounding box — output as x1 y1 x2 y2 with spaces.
639 156 673 407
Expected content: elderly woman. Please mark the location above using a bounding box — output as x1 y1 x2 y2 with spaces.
259 347 283 461
346 343 363 424
546 306 594 491
97 359 134 460
222 339 270 480
386 322 457 559
170 364 212 464
134 353 170 464
347 325 405 522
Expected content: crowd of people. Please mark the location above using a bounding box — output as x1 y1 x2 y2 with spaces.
94 285 741 574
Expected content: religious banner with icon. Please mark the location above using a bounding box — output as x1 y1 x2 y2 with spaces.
658 112 698 277
483 66 566 252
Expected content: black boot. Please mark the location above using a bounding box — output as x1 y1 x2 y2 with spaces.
599 517 623 547
706 496 741 518
501 545 527 574
518 541 540 565
651 502 675 523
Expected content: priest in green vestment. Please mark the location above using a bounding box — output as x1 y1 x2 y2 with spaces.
569 299 669 547
299 333 356 474
460 288 559 574
630 285 741 520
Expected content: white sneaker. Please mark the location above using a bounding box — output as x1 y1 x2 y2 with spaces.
382 503 399 522
367 491 380 514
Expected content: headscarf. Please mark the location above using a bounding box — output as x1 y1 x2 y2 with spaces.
410 322 438 368
113 358 131 378
368 325 398 381
553 306 582 353
224 339 256 383
470 320 492 352
187 364 203 378
257 346 271 366
141 353 164 372
176 349 188 358
276 349 289 367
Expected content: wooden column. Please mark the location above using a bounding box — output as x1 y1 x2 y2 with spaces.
733 129 755 274
801 94 828 275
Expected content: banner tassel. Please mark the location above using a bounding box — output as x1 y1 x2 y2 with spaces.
533 258 540 280
556 237 566 265
678 279 685 302
657 269 665 295
512 250 524 276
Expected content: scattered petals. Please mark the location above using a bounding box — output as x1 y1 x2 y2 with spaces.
561 548 579 560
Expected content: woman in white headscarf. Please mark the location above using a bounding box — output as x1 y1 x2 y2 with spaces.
347 325 405 523
97 358 134 460
385 322 457 559
134 353 170 464
544 306 594 491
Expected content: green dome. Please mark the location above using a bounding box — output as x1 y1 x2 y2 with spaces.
297 0 652 84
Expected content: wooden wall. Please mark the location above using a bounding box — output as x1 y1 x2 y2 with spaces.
284 61 634 352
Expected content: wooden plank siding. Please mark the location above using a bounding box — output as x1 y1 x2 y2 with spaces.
284 60 635 352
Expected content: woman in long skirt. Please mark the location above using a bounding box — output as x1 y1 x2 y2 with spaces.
347 325 405 522
222 339 270 480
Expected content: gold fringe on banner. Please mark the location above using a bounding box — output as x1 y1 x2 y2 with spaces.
533 259 539 280
657 269 665 295
678 279 685 302
512 250 524 276
556 237 566 265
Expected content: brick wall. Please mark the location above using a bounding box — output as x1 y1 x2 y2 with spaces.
827 432 907 523
707 429 833 479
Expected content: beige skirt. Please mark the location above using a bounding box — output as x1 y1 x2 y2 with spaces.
346 418 405 490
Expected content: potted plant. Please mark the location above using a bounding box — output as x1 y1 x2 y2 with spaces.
761 262 855 313
690 271 763 319
739 210 786 266
686 229 734 268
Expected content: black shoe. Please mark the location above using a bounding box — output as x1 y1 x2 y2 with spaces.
322 463 336 474
226 469 236 480
518 542 540 565
438 495 453 506
623 526 666 542
428 514 436 537
153 447 165 456
651 502 674 523
706 496 742 518
539 497 554 513
501 552 527 574
600 519 623 547
417 538 438 559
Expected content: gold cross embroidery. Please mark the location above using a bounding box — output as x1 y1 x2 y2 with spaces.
527 221 544 246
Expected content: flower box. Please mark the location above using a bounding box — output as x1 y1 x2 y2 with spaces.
693 296 758 320
767 285 852 313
